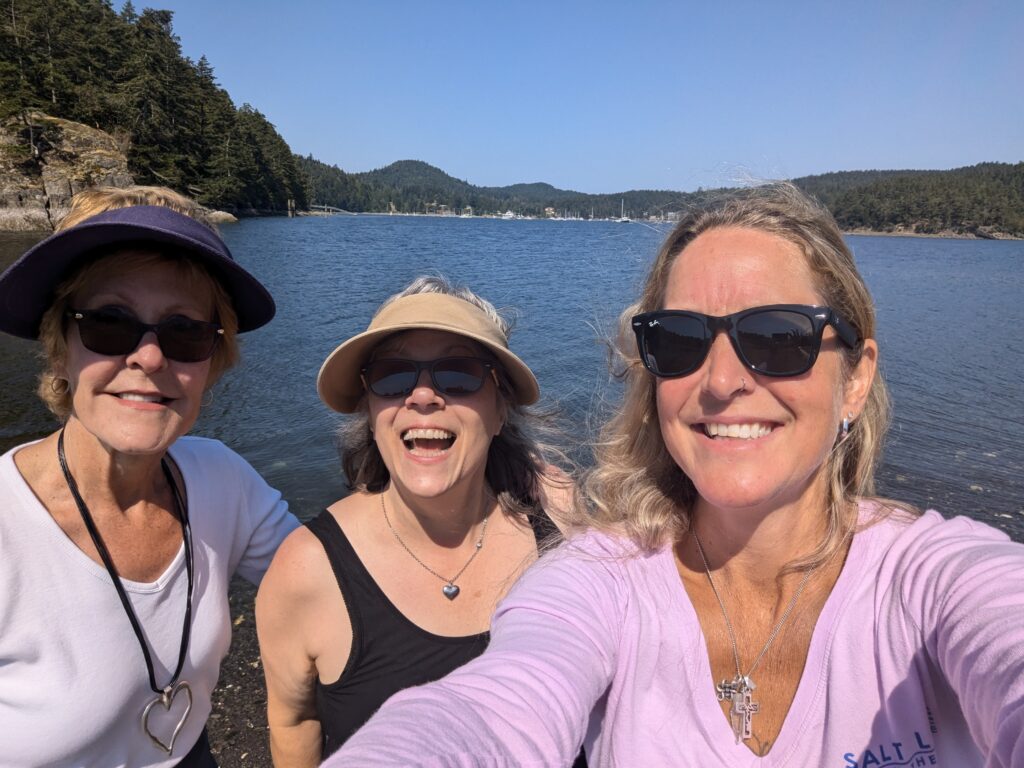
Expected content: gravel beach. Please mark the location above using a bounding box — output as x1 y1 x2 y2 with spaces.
207 578 273 766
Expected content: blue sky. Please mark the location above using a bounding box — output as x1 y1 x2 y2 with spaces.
154 0 1022 194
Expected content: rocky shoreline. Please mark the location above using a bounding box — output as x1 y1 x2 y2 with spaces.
0 113 134 232
2 114 1020 239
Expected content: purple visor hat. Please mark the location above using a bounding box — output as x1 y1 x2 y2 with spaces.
0 205 275 339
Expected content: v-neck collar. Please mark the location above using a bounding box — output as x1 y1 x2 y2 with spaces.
661 523 875 765
5 441 190 591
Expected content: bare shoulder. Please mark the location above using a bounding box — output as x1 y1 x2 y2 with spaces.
257 505 358 683
323 491 381 542
537 463 577 534
325 492 369 523
258 524 332 608
259 493 378 599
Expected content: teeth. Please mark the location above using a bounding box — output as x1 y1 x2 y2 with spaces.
118 393 164 403
704 422 773 439
401 428 454 441
401 428 456 455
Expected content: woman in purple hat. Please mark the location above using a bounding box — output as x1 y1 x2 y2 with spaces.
0 186 299 767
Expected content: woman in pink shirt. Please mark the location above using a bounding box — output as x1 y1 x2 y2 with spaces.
323 183 1024 767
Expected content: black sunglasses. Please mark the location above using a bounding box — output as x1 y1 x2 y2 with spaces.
68 307 224 363
632 304 859 378
362 357 495 399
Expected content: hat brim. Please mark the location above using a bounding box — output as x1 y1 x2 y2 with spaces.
0 206 275 338
317 307 540 414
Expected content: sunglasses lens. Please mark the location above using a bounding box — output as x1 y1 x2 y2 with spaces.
639 314 709 376
433 358 488 396
157 316 221 362
736 309 817 375
76 308 144 356
74 308 220 362
364 358 490 398
365 360 418 398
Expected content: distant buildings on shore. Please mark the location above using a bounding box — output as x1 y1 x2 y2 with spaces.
400 200 680 222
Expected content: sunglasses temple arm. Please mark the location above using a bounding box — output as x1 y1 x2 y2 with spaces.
830 311 860 348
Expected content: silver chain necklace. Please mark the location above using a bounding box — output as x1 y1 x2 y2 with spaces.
692 531 815 745
380 494 490 600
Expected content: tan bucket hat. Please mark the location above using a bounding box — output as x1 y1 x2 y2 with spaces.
316 292 540 413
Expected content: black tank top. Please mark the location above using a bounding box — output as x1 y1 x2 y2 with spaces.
308 507 561 757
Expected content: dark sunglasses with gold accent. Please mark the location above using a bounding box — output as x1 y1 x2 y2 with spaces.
632 304 859 378
67 306 224 363
362 357 495 399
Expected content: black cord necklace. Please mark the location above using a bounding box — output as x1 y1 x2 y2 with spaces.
57 427 195 756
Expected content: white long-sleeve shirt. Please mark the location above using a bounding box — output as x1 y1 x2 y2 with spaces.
0 436 299 768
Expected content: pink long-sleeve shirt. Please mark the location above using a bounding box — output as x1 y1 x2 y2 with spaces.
325 507 1024 767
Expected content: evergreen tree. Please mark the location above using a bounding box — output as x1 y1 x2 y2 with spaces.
1 0 1020 232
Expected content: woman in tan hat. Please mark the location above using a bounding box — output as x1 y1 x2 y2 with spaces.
256 276 581 767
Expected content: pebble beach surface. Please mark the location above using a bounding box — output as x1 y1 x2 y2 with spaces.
208 579 273 765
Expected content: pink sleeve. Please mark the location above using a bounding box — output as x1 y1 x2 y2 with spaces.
897 514 1024 766
322 535 625 767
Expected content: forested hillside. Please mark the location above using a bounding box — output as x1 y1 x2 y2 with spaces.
303 157 1023 235
1 0 306 213
2 1 1020 234
304 159 699 219
793 163 1024 236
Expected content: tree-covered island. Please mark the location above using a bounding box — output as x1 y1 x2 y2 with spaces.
2 0 1021 237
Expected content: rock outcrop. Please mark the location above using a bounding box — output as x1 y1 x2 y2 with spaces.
0 113 134 232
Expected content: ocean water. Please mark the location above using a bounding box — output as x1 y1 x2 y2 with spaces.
1 217 1021 539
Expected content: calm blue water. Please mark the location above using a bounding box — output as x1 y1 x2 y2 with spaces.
1 217 1021 539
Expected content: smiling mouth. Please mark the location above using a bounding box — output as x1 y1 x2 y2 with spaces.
401 428 456 455
703 422 774 440
117 392 172 405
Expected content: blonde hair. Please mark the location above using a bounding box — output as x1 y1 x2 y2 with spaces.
56 186 217 231
580 183 894 570
36 186 239 420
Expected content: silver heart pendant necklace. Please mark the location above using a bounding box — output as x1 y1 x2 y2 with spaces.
381 493 490 600
58 428 195 755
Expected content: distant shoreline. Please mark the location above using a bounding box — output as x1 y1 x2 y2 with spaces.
4 212 1020 241
843 228 1021 241
301 212 1023 239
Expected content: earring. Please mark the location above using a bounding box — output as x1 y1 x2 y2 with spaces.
841 413 853 438
50 377 69 395
201 389 215 407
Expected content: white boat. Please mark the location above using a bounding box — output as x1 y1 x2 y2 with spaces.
615 198 631 223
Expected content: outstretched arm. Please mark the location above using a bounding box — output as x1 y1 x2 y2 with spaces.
902 515 1024 765
323 535 626 767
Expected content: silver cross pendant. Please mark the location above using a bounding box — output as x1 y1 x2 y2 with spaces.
715 675 759 743
728 686 759 743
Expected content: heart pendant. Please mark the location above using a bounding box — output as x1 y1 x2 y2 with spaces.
442 583 460 600
141 680 192 755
